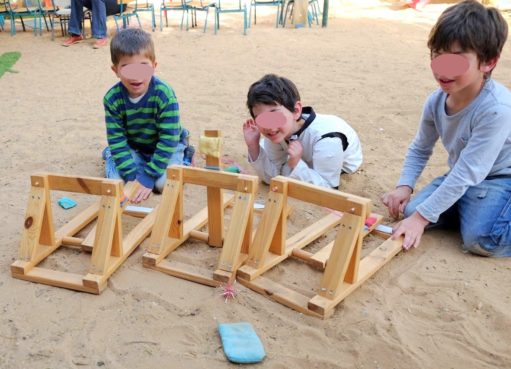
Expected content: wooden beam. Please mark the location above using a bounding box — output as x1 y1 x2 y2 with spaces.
46 173 122 195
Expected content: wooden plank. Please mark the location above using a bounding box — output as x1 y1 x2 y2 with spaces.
147 171 183 254
286 213 342 253
308 237 403 317
204 130 224 248
89 183 120 275
238 275 323 318
12 266 100 294
206 187 224 247
46 173 122 195
189 230 209 242
55 203 100 241
318 213 362 299
345 205 370 284
39 176 55 247
245 179 287 268
19 185 48 262
309 212 382 272
291 248 325 270
82 224 97 249
153 259 221 287
217 178 256 273
182 167 243 191
285 176 370 216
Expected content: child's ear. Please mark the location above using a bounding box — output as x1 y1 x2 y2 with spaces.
293 101 303 121
481 57 499 73
111 64 120 77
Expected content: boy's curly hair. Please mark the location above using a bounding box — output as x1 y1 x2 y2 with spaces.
110 28 155 65
246 74 301 118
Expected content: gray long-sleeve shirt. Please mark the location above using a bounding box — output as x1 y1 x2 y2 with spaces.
397 79 511 223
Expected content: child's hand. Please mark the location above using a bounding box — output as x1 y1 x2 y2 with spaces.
287 140 303 169
381 186 413 219
243 118 261 148
130 182 152 204
391 211 429 250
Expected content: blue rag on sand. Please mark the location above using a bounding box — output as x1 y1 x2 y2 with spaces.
218 322 265 364
58 197 77 209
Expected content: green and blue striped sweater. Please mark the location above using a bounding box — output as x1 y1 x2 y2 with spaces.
103 76 181 189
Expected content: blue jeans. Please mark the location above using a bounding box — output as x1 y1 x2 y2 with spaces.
69 0 119 39
104 142 186 193
405 175 511 257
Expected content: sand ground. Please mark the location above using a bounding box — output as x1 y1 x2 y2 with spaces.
1 1 511 368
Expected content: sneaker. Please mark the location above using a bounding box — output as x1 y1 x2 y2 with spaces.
92 38 108 49
62 34 84 47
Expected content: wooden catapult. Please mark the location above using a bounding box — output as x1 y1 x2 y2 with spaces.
142 130 259 286
237 176 403 319
10 174 154 294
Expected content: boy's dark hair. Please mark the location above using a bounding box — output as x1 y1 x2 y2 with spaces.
428 0 508 67
246 74 301 118
110 28 155 65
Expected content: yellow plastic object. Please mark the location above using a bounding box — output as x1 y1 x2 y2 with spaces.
199 135 222 158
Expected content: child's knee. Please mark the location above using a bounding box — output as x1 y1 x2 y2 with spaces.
460 226 511 257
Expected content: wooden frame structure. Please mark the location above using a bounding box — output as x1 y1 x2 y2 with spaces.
11 174 155 294
237 176 403 319
142 165 258 287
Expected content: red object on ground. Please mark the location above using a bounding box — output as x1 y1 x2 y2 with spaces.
365 217 377 227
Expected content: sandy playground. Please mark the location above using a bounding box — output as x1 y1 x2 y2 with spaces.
0 0 510 368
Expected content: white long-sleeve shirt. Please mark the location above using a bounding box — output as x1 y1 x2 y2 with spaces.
248 107 363 188
398 79 511 222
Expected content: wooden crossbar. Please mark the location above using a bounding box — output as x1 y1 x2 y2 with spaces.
237 176 403 319
11 173 155 294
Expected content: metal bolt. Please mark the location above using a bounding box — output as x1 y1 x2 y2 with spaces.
350 208 355 213
34 182 39 186
272 186 278 192
107 189 111 194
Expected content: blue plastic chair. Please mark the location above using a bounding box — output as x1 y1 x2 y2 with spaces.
249 0 282 27
6 0 43 35
214 0 247 35
114 0 141 31
128 0 156 31
160 0 187 31
186 0 215 32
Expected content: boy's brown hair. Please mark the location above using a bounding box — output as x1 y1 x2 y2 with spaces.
246 74 301 118
427 0 508 66
110 28 155 65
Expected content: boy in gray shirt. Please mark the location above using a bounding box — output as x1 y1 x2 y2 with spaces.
382 0 511 257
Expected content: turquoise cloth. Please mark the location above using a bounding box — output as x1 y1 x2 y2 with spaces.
58 197 77 209
218 322 265 364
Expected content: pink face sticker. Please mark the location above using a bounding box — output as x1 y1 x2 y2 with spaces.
255 111 287 130
120 63 154 80
430 53 470 79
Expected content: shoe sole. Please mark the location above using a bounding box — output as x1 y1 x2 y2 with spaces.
62 39 83 47
92 43 107 49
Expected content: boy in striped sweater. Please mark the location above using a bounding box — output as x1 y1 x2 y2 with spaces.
102 28 189 203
